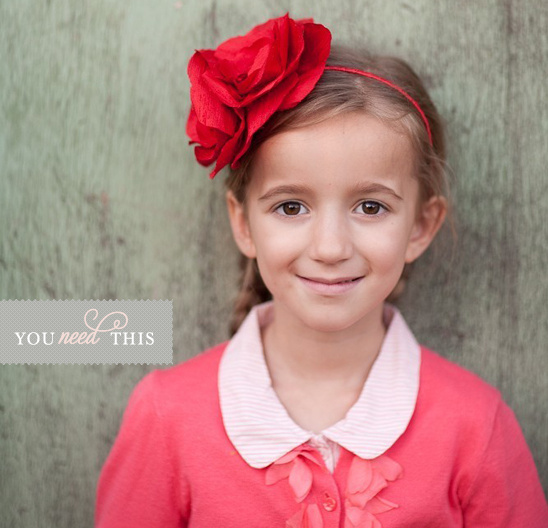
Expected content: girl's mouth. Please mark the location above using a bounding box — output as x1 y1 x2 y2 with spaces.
298 275 364 294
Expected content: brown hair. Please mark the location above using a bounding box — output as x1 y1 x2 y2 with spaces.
225 44 450 336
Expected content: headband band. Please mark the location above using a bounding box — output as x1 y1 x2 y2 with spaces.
324 66 433 146
186 13 434 179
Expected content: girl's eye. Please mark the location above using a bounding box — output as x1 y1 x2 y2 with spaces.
356 200 386 216
275 202 308 216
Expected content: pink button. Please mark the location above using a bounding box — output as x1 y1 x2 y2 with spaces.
322 492 337 512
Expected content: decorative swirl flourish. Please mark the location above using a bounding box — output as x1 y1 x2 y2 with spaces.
84 309 129 333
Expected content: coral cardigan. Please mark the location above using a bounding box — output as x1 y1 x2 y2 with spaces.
95 304 548 527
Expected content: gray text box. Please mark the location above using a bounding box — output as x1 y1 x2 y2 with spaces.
0 300 172 364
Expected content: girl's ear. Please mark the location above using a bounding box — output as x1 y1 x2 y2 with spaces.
405 196 447 263
225 190 257 259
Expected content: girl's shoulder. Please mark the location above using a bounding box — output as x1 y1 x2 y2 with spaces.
158 340 229 382
129 340 230 408
413 346 522 473
418 345 504 417
415 347 547 520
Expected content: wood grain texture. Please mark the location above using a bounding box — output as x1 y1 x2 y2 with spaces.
0 1 546 525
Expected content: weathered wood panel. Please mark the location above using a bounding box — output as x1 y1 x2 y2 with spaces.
0 1 546 525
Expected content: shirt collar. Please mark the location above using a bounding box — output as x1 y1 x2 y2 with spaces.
218 300 421 468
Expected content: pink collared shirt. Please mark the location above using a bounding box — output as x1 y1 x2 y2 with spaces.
219 301 420 472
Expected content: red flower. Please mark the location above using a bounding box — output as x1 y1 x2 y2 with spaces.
186 13 332 179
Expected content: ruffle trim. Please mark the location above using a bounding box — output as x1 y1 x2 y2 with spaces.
266 444 402 528
344 455 402 527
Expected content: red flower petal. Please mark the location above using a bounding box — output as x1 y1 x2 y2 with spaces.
350 472 388 508
274 448 302 465
186 108 228 167
299 450 324 467
347 457 373 494
265 462 292 485
234 42 275 95
345 504 364 526
187 51 239 133
279 17 305 79
201 69 243 108
288 457 313 503
232 72 298 167
237 44 284 106
345 506 382 528
304 504 324 528
365 495 399 515
216 16 277 55
278 22 331 111
207 109 246 178
371 456 403 482
344 454 402 527
286 506 306 528
273 444 325 467
286 503 324 528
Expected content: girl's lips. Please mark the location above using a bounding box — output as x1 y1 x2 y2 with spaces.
298 275 364 295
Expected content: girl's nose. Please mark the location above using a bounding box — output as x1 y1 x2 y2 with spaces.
308 212 353 264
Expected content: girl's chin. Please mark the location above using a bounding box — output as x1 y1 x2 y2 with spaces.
287 306 384 335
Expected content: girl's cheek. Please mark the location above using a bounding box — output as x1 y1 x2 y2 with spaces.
262 217 306 237
258 228 299 253
359 221 405 244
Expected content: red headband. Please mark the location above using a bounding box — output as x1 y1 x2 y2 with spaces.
186 13 433 179
324 66 433 146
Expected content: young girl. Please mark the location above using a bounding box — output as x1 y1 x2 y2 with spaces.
95 13 547 527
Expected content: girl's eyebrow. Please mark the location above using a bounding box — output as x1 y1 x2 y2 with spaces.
258 182 403 202
350 182 403 201
258 184 311 202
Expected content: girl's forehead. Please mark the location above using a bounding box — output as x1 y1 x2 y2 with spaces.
250 113 417 194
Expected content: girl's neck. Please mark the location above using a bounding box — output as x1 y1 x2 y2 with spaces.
261 302 387 389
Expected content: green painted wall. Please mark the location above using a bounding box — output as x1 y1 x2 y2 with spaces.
1 1 546 525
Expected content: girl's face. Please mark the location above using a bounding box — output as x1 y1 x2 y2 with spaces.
227 112 445 335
